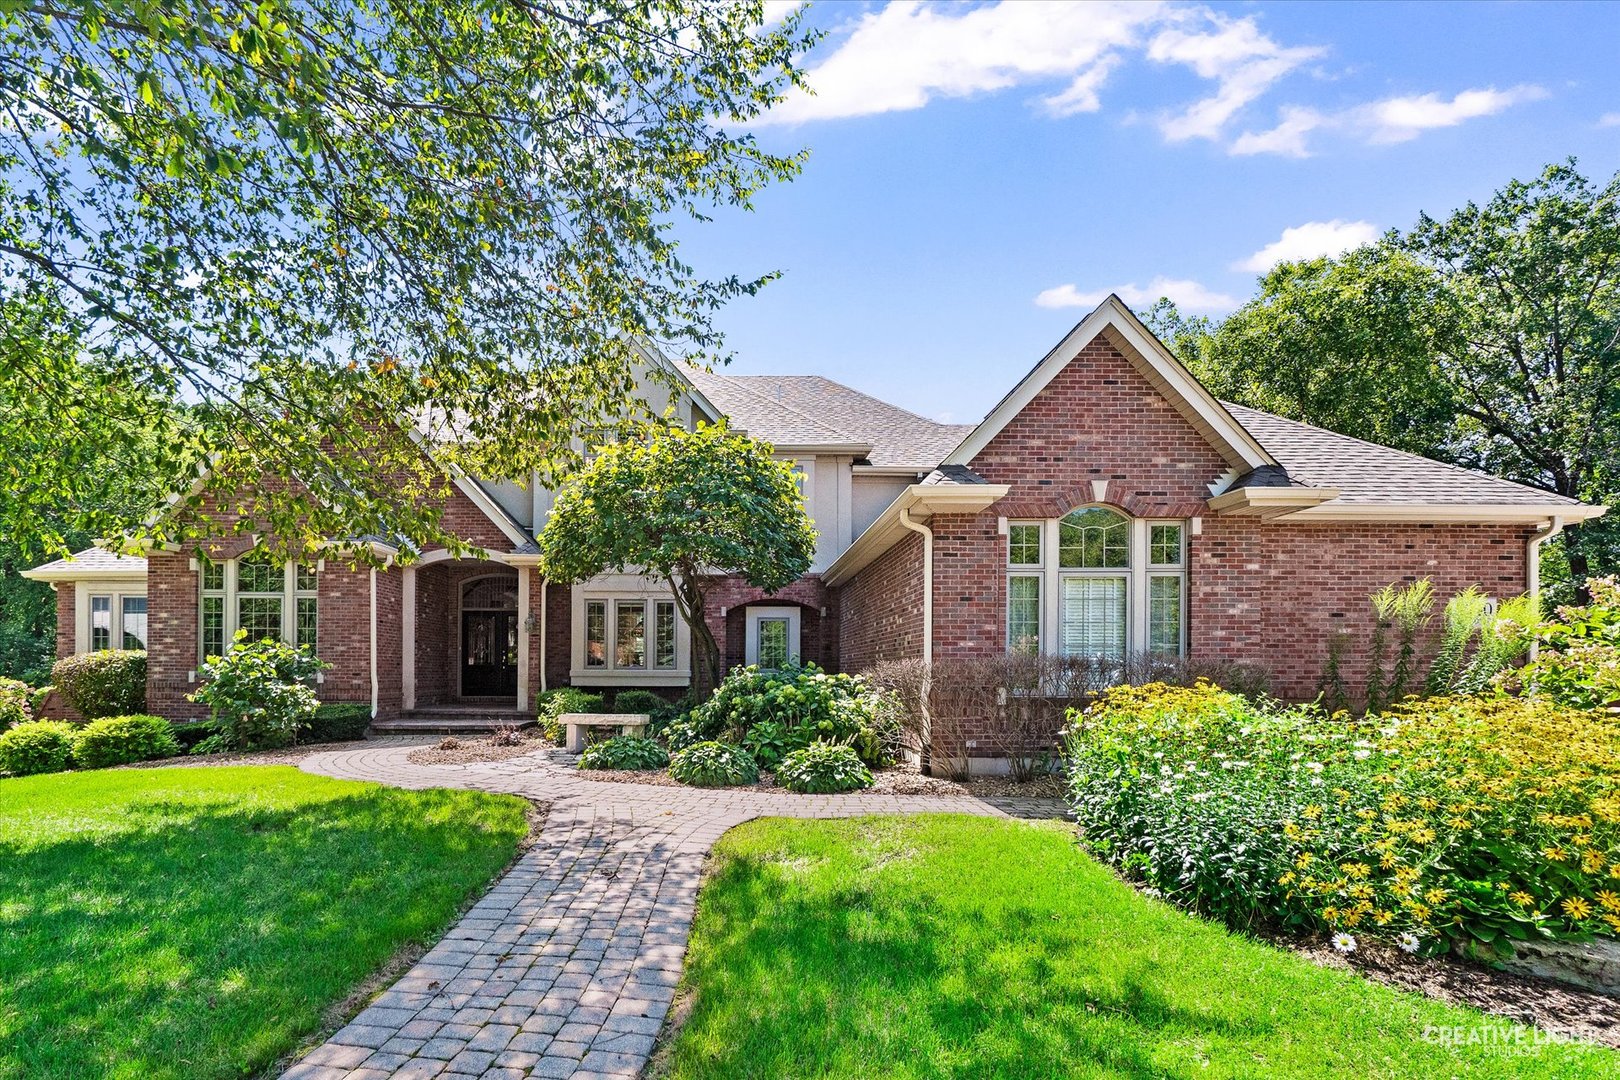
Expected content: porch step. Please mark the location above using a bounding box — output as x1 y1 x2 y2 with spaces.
372 707 535 735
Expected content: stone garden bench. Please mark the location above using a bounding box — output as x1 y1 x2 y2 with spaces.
561 712 649 753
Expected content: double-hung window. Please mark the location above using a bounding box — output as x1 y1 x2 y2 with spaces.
1006 510 1187 660
198 552 320 661
86 590 148 652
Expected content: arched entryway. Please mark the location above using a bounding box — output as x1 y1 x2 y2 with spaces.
460 573 519 698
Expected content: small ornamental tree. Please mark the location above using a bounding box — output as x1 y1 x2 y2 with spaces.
539 421 816 692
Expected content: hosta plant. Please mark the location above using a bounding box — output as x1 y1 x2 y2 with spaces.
776 741 873 794
669 741 757 788
578 735 670 772
689 663 900 767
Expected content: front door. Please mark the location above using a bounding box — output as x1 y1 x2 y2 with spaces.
462 611 518 697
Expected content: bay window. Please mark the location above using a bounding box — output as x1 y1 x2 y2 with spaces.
582 594 680 675
1006 509 1186 660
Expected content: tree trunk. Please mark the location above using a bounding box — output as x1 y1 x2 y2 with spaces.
667 570 721 697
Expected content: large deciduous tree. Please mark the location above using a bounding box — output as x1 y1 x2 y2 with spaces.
0 0 812 560
538 421 816 691
1181 161 1620 595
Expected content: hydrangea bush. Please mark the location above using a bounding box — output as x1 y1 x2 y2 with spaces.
1066 682 1620 955
681 664 899 767
188 633 327 750
1501 575 1620 711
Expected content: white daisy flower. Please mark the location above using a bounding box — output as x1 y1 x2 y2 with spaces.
1332 933 1357 954
1397 932 1421 954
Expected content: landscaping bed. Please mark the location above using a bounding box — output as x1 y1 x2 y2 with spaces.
406 730 551 766
576 759 1058 798
0 766 530 1080
654 815 1613 1078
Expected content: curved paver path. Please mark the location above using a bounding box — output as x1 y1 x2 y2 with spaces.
284 741 1064 1080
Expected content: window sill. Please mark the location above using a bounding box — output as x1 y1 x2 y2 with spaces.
569 668 691 687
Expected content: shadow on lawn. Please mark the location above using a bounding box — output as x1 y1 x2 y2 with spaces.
681 853 1257 1080
0 783 520 1080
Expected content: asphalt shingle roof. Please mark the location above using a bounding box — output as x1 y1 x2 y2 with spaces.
685 368 973 469
1225 403 1581 507
24 548 148 577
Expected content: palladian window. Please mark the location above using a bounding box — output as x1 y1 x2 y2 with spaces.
1006 508 1186 660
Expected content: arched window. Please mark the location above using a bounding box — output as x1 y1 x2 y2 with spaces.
462 576 518 611
1005 508 1186 660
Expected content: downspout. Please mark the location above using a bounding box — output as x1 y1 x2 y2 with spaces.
898 507 934 772
1526 515 1565 659
369 567 379 719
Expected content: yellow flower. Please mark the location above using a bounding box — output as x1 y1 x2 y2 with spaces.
1302 805 1323 821
1374 910 1394 925
1596 890 1620 912
1510 891 1535 907
1543 846 1569 863
1341 862 1371 879
1279 872 1297 886
1604 914 1620 934
1410 827 1436 844
1425 888 1448 905
1561 897 1594 921
1582 850 1608 874
1322 906 1340 922
1295 853 1314 869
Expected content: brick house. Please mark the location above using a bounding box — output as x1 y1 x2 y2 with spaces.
26 296 1604 764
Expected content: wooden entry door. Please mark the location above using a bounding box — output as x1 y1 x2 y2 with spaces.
461 611 518 697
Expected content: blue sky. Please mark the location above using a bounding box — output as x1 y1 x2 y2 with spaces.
676 0 1620 424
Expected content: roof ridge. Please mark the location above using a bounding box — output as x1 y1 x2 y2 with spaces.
1223 401 1578 504
723 372 968 433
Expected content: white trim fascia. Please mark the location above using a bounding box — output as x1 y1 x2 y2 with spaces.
1206 486 1342 518
20 565 148 583
1277 502 1608 525
766 441 874 457
851 465 933 477
822 482 1010 587
941 295 1274 473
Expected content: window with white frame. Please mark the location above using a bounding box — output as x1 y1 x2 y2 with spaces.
583 597 679 673
1006 509 1186 660
198 552 320 661
85 589 148 652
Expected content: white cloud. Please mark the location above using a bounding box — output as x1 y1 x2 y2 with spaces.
1358 84 1547 143
759 1 804 30
1035 277 1237 314
1601 112 1620 128
1234 219 1380 272
1233 84 1546 156
1146 13 1325 142
759 1 1160 126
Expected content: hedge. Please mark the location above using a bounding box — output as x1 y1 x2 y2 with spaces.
52 650 146 718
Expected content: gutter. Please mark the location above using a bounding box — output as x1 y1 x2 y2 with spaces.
1526 515 1566 658
897 508 933 773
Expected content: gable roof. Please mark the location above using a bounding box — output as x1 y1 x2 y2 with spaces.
684 368 973 469
943 294 1276 473
22 548 149 582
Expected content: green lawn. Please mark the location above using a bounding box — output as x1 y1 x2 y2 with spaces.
0 766 529 1080
661 815 1615 1080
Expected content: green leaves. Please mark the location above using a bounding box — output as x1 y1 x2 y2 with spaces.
1 1 812 561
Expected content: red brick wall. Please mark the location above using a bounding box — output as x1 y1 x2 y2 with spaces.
1194 517 1532 700
836 532 924 671
540 577 572 694
147 551 204 721
314 560 376 707
413 561 519 706
703 574 833 679
54 583 74 659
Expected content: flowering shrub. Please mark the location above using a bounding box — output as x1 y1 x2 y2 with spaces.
0 677 30 731
669 741 757 787
1502 576 1620 711
1067 682 1620 954
0 719 78 776
188 633 327 750
687 664 899 767
578 735 670 771
776 741 873 794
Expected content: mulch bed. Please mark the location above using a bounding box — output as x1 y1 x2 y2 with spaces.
1287 933 1619 1049
406 732 554 767
575 760 1063 799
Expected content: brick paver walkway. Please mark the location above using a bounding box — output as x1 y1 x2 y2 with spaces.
283 742 1064 1080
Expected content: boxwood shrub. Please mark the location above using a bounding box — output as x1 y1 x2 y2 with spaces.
52 650 146 718
307 702 372 743
776 741 873 794
73 714 181 769
0 719 78 776
0 677 30 732
1066 682 1620 955
578 735 670 771
669 741 757 788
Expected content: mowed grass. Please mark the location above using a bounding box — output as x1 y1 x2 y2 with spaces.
662 815 1615 1080
0 766 529 1080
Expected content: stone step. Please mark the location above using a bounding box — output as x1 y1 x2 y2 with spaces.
372 711 535 735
